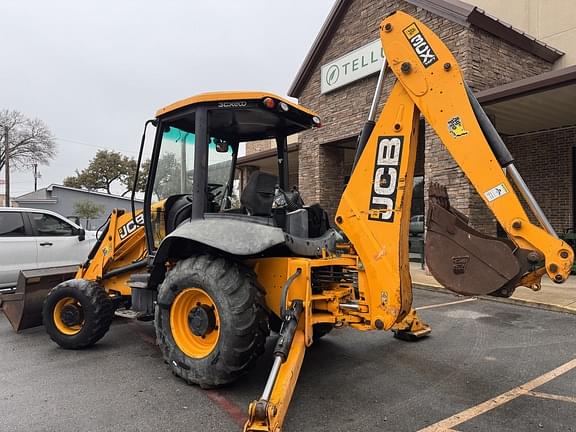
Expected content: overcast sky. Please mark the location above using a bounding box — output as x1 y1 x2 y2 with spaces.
1 0 334 196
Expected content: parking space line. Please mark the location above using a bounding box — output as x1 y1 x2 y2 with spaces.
527 390 576 404
416 298 477 311
417 357 576 432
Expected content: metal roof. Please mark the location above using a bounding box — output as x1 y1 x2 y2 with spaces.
15 184 143 202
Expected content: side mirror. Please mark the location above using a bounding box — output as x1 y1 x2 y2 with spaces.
76 227 86 241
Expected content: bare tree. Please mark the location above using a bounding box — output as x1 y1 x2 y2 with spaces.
0 110 56 172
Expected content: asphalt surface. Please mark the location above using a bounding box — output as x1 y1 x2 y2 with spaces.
1 289 575 432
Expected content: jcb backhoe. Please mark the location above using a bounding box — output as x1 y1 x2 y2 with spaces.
1 11 572 432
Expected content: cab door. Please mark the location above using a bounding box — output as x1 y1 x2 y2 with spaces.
28 212 87 268
0 211 38 290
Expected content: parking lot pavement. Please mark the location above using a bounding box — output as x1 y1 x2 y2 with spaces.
1 289 575 432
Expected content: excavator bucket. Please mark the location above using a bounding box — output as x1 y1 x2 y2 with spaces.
425 183 524 297
0 266 78 332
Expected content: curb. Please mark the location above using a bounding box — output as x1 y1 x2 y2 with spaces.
413 282 576 316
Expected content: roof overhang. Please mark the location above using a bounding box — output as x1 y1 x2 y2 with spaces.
237 143 299 169
478 66 576 135
13 199 58 204
404 0 563 63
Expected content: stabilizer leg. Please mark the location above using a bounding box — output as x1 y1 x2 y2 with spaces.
392 309 431 341
244 302 306 432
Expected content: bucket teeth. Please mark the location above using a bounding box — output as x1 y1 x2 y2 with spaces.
428 182 450 210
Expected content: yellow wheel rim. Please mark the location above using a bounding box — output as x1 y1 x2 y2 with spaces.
170 288 220 359
53 296 84 336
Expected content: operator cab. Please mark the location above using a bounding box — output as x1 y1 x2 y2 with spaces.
138 92 333 259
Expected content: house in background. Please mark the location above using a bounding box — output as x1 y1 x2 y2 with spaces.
13 184 143 230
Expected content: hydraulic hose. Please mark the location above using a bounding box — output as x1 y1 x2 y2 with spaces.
280 268 302 318
465 83 514 167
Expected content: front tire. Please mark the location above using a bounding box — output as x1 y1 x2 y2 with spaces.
155 255 268 388
42 279 114 349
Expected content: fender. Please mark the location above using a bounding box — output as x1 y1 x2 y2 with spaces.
153 217 286 266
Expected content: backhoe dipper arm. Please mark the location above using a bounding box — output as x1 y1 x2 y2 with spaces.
337 12 573 328
380 11 572 282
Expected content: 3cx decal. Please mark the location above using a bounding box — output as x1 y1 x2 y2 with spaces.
403 23 438 68
119 213 144 240
368 136 403 222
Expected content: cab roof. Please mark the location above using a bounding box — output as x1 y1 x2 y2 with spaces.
156 91 318 118
155 91 321 142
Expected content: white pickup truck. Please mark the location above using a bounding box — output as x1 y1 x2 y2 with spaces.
0 207 97 291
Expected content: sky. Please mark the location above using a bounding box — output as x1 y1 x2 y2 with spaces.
0 0 335 197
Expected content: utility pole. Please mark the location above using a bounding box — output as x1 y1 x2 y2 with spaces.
33 163 38 191
4 126 9 207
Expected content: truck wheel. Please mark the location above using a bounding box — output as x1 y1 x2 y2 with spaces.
155 255 269 388
42 279 114 349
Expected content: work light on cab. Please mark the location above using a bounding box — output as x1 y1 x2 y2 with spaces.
263 97 276 109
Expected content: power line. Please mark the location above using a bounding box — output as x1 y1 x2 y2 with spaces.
55 137 139 156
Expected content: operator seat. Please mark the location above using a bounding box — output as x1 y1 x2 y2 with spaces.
240 171 277 216
165 194 193 233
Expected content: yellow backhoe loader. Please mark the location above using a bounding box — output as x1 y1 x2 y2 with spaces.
1 11 573 432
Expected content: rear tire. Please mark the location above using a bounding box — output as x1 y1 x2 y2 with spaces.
155 255 269 388
42 279 114 349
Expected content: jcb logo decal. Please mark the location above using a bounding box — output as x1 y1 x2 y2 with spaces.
403 23 438 68
369 136 403 222
119 213 144 240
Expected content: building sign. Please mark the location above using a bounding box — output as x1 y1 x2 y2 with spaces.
320 39 385 94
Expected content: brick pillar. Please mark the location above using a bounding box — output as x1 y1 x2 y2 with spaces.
299 139 345 222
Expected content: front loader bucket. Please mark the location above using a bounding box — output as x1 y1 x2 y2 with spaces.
425 183 524 297
0 266 78 332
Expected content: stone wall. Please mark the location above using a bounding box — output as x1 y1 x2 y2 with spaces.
245 139 274 155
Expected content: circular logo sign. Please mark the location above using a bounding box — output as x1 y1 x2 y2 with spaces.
326 64 340 87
